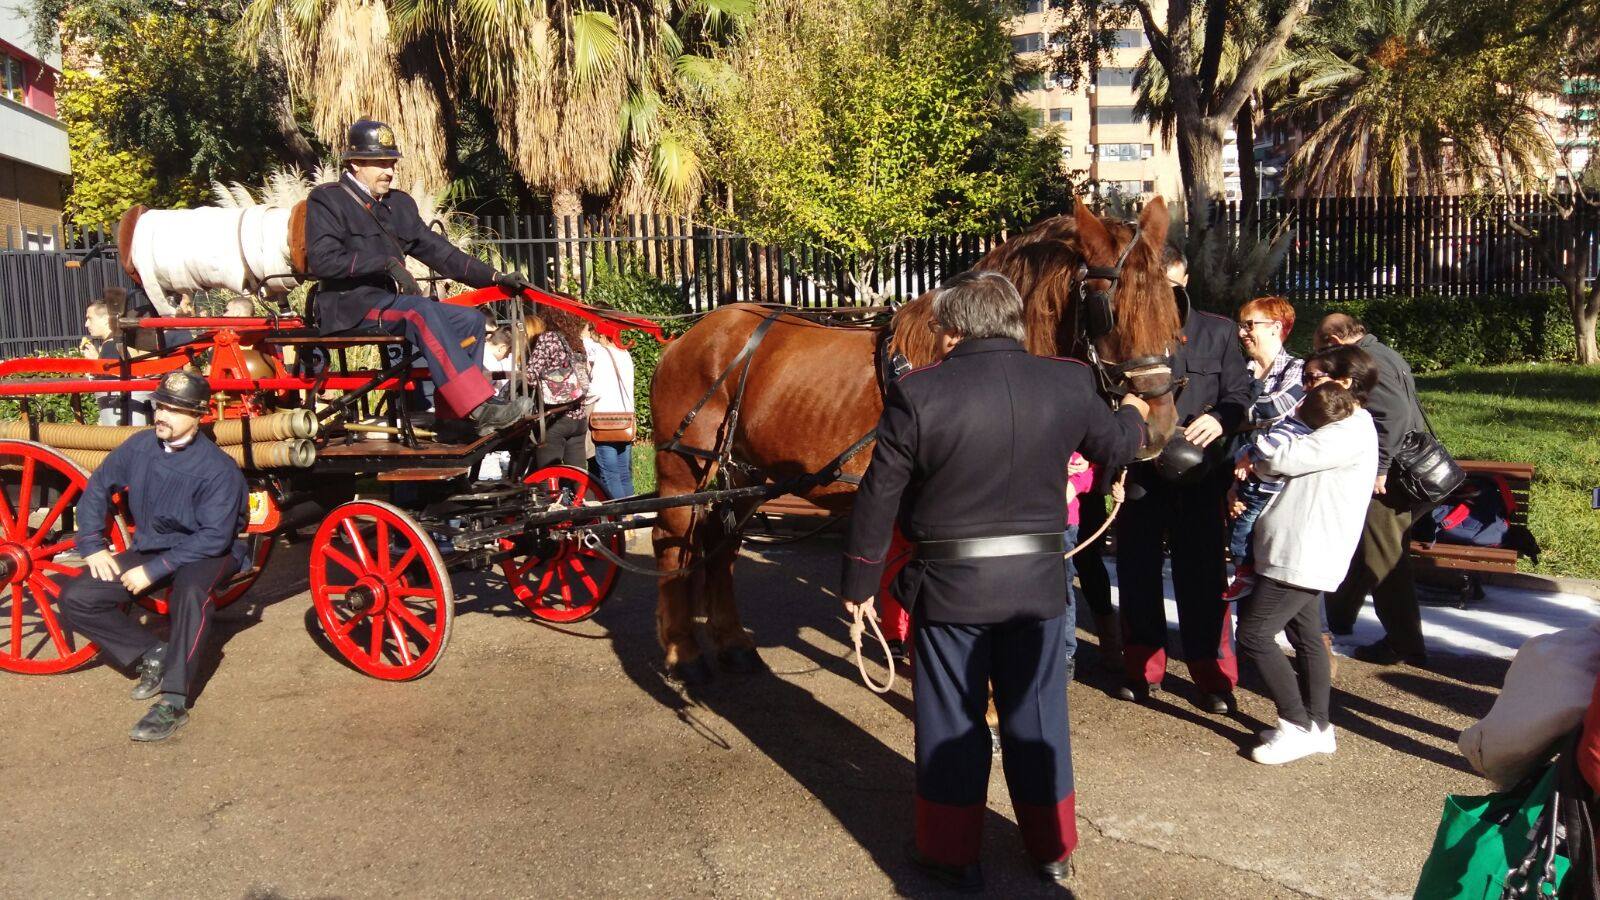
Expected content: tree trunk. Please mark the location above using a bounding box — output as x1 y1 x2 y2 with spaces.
552 185 583 290
1181 124 1229 307
1236 97 1259 236
1574 290 1599 364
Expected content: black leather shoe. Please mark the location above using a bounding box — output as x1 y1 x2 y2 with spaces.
130 646 166 701
1352 639 1429 667
129 701 188 742
1114 681 1159 703
905 840 982 893
1197 690 1235 715
470 396 534 432
1039 856 1076 885
885 639 912 667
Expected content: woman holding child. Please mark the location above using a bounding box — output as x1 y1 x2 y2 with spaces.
1234 347 1380 765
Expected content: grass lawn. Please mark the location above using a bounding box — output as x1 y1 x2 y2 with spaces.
1417 364 1600 582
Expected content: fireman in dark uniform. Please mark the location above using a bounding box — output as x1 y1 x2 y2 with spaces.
57 371 248 742
842 271 1148 890
304 119 534 432
1114 246 1255 712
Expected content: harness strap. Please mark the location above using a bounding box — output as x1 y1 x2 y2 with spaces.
662 309 785 465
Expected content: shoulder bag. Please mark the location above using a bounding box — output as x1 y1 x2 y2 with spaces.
1391 383 1466 506
589 343 636 443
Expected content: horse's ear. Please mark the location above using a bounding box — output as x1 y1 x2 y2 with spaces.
1138 196 1170 256
1073 201 1115 259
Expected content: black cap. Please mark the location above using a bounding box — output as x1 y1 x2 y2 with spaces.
151 370 211 415
1153 433 1213 485
341 119 403 162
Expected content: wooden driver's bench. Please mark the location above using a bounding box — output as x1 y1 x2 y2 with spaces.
1409 459 1535 576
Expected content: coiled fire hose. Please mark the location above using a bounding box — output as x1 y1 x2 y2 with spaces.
847 472 1127 694
53 439 317 472
0 409 318 448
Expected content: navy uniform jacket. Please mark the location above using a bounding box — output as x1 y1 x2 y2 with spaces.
1354 333 1425 474
1175 309 1254 433
75 431 248 578
304 173 498 334
841 337 1146 624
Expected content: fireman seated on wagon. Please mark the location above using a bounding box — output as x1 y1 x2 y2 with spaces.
303 118 539 436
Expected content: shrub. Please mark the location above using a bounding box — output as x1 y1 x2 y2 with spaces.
1282 290 1575 372
580 257 692 438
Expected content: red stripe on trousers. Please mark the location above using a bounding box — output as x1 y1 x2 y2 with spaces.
365 307 492 416
1014 792 1078 864
915 796 985 867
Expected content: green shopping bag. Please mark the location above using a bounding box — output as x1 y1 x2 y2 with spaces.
1415 765 1572 899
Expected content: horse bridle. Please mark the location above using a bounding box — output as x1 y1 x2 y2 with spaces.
1073 222 1184 402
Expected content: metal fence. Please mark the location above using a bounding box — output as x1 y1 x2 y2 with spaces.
3 198 1595 359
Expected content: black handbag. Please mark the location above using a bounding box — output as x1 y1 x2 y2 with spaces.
1391 389 1466 505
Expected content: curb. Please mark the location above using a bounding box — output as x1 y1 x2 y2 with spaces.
1487 571 1600 600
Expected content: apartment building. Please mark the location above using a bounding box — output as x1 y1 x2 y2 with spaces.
1010 1 1247 203
0 5 69 247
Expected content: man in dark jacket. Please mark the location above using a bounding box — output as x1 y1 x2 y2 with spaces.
1114 247 1254 712
842 271 1148 890
57 371 248 742
304 119 533 433
1317 313 1432 665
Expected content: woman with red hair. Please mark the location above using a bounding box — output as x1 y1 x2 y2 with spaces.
1223 296 1306 601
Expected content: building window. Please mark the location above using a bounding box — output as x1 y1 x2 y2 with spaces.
1011 33 1043 54
1143 143 1155 158
1096 105 1145 126
1099 142 1143 161
1111 29 1148 49
1022 107 1045 128
1014 71 1045 92
1023 0 1045 12
1061 145 1073 158
2 55 26 105
1049 107 1073 123
1104 179 1148 196
1095 66 1137 88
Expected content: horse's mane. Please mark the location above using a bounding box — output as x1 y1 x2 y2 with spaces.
890 207 1180 369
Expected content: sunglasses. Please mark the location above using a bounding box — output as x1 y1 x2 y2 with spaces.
1237 319 1277 331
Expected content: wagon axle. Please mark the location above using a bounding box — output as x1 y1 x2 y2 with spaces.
0 545 29 584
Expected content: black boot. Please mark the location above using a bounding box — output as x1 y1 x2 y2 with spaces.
130 645 166 701
905 841 982 893
129 700 188 742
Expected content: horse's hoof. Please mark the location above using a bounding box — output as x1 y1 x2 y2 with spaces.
718 646 769 675
669 656 715 686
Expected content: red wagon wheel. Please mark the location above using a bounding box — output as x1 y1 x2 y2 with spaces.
309 500 452 681
0 440 125 675
499 465 624 624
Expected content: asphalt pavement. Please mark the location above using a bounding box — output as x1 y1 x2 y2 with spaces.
1 530 1509 898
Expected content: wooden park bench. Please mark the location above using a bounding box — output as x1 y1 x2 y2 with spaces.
1409 459 1537 603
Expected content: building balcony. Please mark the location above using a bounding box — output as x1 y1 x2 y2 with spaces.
0 98 69 176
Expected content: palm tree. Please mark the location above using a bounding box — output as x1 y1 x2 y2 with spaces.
243 0 748 218
1268 0 1552 196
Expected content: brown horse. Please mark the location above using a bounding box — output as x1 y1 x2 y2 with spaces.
649 199 1183 683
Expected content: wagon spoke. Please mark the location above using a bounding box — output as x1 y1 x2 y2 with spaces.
386 614 413 666
330 610 361 637
32 575 61 596
321 584 354 596
9 586 23 657
15 457 35 537
568 556 601 597
393 602 434 641
388 546 418 580
376 519 391 575
341 519 374 571
0 483 16 535
396 586 439 600
32 539 77 561
29 484 81 546
29 581 71 657
321 546 367 581
368 614 385 662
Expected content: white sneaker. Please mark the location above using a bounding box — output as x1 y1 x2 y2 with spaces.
1251 719 1323 765
1315 722 1337 755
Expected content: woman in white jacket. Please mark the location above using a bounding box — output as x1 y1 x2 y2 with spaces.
1238 353 1380 765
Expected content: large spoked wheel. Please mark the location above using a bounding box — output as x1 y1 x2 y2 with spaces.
309 500 452 681
499 465 623 624
0 441 123 674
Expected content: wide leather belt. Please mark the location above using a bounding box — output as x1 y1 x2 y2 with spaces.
914 532 1065 561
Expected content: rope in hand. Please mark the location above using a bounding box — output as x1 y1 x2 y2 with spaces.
847 597 895 694
843 472 1128 694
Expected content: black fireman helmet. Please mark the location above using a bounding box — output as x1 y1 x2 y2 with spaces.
1153 432 1212 485
151 370 211 415
341 119 403 162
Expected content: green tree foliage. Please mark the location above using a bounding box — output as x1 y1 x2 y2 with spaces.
44 1 309 223
704 0 1071 298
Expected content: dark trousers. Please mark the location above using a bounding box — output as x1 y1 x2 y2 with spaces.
1117 469 1237 693
1325 493 1426 656
1075 493 1113 617
55 551 239 702
1236 576 1330 730
536 415 589 468
913 613 1075 867
364 294 493 418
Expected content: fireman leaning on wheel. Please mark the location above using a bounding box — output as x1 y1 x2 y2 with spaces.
56 371 248 743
